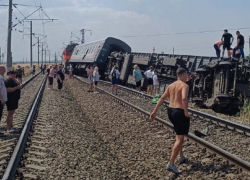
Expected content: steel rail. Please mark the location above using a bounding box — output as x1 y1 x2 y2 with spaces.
97 79 250 134
2 76 47 180
21 72 41 87
75 76 250 172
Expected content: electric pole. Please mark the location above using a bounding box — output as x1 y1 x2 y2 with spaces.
153 47 155 54
45 47 46 64
55 51 57 64
49 50 50 64
41 43 43 65
6 0 13 71
37 37 39 66
173 47 175 55
80 29 92 44
30 21 33 70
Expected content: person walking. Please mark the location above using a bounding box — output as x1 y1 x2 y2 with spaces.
86 65 94 92
221 29 234 58
144 66 154 95
233 31 245 59
5 70 23 133
133 65 143 92
110 66 120 95
48 65 55 89
93 66 100 93
56 65 65 96
0 66 7 123
214 40 223 58
16 65 23 84
32 65 36 76
150 68 191 174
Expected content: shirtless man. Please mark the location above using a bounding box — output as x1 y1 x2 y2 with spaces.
214 40 223 58
150 68 191 174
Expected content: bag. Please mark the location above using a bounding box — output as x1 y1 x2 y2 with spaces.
112 70 117 81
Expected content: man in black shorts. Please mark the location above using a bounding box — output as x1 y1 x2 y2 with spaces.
150 68 191 174
221 29 234 58
56 65 65 96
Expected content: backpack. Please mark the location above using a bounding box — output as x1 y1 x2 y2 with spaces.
112 69 117 81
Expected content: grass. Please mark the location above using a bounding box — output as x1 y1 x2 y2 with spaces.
237 99 250 125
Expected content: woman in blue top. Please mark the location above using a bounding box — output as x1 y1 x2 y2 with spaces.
133 64 142 91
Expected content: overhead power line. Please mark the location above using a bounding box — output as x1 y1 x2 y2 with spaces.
120 27 250 38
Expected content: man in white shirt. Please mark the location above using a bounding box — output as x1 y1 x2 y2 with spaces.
0 66 7 121
144 66 154 95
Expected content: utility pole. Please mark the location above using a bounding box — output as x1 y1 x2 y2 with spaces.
153 47 155 54
41 43 43 65
173 47 175 55
6 0 13 71
55 51 57 64
30 21 33 70
45 47 46 64
37 37 39 66
49 50 50 64
80 29 92 44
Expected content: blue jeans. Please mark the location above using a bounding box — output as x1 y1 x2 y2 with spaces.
233 46 244 59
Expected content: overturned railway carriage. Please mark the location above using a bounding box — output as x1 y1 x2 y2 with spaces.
192 58 250 109
69 37 131 83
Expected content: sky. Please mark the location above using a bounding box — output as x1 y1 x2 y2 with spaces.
0 0 249 63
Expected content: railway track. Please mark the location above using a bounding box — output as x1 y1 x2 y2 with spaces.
75 76 250 174
0 74 45 179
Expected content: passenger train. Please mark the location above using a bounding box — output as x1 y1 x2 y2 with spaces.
63 37 250 110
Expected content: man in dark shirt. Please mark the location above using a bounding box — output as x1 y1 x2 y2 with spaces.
233 31 245 59
221 29 234 58
56 65 65 96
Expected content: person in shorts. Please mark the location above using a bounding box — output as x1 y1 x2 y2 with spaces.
0 66 7 124
221 29 234 58
48 65 55 89
144 66 154 95
5 70 23 133
86 65 94 92
93 66 100 93
56 65 65 96
133 64 142 92
153 72 160 95
150 68 191 174
16 65 23 84
110 66 120 95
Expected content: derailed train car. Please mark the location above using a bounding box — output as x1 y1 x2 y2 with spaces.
192 58 250 110
69 37 132 84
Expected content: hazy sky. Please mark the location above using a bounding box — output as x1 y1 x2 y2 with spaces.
0 0 249 62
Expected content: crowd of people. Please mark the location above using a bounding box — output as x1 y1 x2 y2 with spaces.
214 30 245 59
133 65 160 96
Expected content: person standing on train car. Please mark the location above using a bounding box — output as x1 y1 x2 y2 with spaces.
93 66 100 93
144 66 154 95
133 65 142 92
86 65 94 92
221 29 234 58
213 40 223 58
5 70 23 133
110 66 120 95
233 31 245 59
150 68 190 174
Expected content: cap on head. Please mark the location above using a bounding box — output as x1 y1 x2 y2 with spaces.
176 68 187 77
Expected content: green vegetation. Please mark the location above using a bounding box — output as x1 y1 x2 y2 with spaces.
238 99 250 125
